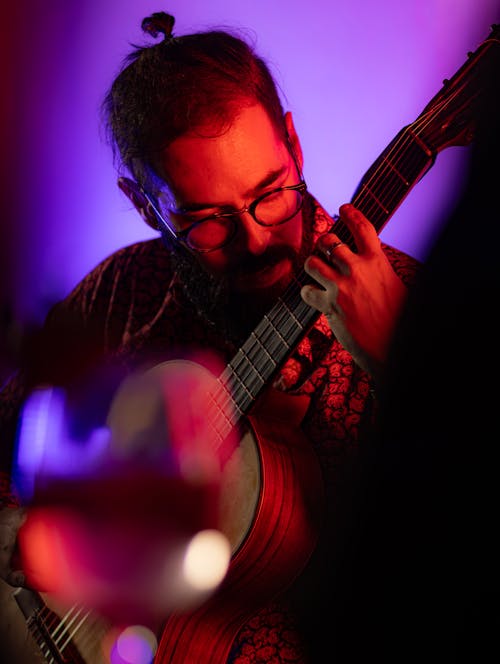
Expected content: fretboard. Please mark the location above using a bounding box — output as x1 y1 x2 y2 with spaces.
210 125 434 437
14 587 87 664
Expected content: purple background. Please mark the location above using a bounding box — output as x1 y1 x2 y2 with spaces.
3 0 499 325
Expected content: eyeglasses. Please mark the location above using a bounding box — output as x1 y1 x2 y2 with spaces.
143 151 307 253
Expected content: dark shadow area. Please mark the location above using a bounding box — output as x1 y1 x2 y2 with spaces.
299 32 500 664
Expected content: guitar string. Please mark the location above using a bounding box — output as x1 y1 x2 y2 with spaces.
28 608 63 664
70 613 110 663
352 30 499 220
57 608 94 655
40 603 82 639
33 598 110 663
38 603 91 660
28 620 58 664
35 606 63 663
208 68 472 434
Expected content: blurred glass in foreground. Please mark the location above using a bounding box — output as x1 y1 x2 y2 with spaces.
12 355 237 632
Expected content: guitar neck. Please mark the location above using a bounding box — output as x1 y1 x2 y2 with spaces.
216 23 500 424
347 127 435 243
216 129 435 426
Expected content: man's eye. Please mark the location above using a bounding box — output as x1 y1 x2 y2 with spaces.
170 211 208 226
186 210 223 222
184 214 207 224
261 190 283 203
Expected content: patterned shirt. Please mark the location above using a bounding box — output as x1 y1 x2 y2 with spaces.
0 193 420 662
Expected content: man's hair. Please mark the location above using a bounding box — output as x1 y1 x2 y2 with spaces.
102 12 287 193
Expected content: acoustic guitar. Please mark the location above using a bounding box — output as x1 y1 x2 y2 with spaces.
5 23 499 664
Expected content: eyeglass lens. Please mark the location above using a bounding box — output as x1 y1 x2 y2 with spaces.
187 187 304 251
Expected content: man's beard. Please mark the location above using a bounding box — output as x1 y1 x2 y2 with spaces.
166 210 315 349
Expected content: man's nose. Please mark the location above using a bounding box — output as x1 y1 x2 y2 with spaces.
237 211 270 255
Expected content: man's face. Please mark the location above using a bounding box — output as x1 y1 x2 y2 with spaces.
158 104 304 299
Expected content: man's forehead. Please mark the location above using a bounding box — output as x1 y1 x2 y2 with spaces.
157 106 289 206
160 104 284 164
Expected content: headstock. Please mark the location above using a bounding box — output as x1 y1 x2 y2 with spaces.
412 24 500 153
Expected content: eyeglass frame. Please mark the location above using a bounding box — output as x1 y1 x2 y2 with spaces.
141 140 308 253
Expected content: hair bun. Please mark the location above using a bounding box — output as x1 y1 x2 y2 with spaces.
141 12 175 39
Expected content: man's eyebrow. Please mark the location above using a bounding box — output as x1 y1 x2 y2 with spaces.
246 164 288 196
176 164 288 213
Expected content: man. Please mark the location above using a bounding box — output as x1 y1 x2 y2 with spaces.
0 11 419 662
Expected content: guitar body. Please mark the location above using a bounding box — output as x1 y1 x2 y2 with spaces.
155 380 325 663
107 357 325 661
5 359 323 664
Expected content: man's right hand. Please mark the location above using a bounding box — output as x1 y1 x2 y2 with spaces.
301 203 408 380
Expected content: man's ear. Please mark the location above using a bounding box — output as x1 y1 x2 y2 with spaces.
117 176 160 230
284 111 304 171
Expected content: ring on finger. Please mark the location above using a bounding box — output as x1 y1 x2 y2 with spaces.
325 240 344 260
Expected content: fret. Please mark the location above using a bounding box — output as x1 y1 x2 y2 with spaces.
241 347 267 383
210 385 242 422
264 314 290 351
381 155 409 185
229 348 267 393
351 128 435 236
263 313 291 350
208 399 236 444
281 299 304 331
387 137 431 180
406 127 433 157
224 363 261 400
268 303 304 346
206 379 247 464
358 184 390 215
223 369 255 414
249 331 278 368
245 320 285 369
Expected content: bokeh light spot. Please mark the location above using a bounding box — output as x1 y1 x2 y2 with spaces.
109 625 157 664
182 529 231 591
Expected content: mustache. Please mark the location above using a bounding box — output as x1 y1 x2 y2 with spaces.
229 245 298 278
